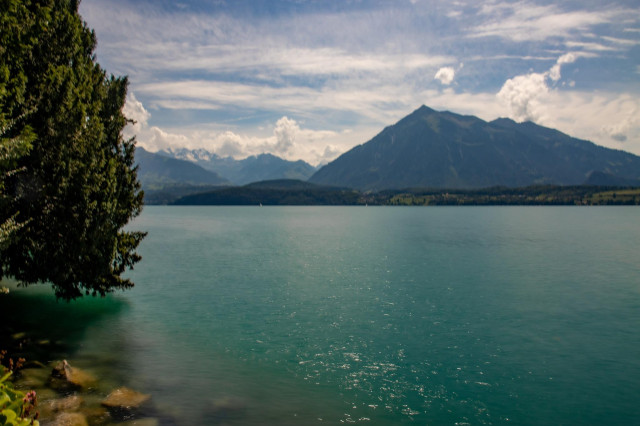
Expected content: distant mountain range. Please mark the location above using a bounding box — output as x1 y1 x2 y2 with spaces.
158 148 316 185
309 105 640 190
135 147 319 203
135 147 229 188
136 105 640 204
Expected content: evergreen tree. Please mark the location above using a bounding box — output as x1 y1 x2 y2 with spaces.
0 0 145 299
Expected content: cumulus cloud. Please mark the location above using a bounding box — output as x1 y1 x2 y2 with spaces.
316 145 343 166
146 127 191 152
124 93 348 165
434 67 456 85
215 132 245 158
497 53 581 122
273 117 299 154
548 52 578 81
497 72 548 122
123 93 151 136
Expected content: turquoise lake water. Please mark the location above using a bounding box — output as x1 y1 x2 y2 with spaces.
3 206 640 424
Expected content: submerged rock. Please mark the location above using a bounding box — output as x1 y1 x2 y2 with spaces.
101 387 151 421
38 395 84 422
102 387 151 409
49 395 84 412
80 405 111 425
49 360 97 391
51 411 89 426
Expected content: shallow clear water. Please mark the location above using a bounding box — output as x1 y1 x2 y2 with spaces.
4 206 640 425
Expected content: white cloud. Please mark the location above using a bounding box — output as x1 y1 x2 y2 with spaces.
470 2 621 42
434 67 456 85
215 132 245 158
497 72 548 121
557 52 579 64
80 1 453 85
135 79 433 125
273 117 299 154
601 35 640 46
497 52 584 121
145 126 191 152
548 52 578 81
123 92 151 136
316 145 344 166
564 41 619 52
127 93 347 165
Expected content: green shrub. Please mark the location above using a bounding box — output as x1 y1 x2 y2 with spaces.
0 372 39 426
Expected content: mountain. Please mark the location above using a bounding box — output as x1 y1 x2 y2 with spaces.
135 147 230 188
309 105 640 190
160 148 316 185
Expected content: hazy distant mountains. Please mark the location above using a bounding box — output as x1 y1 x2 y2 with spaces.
309 105 640 190
135 147 229 188
159 148 316 185
135 147 318 203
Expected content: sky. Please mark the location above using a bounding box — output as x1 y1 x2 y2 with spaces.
79 0 640 166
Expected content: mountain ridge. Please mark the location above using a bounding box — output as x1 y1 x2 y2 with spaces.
135 147 230 188
309 105 640 190
159 148 317 185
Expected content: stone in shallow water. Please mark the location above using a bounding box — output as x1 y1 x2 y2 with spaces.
47 395 84 413
101 387 151 421
80 405 111 425
49 360 97 391
51 411 89 426
102 387 151 409
38 394 84 420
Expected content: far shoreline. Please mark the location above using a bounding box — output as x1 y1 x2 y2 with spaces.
142 182 640 206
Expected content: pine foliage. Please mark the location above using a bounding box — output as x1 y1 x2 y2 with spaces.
0 0 145 299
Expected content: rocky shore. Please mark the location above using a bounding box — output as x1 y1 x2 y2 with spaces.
1 321 166 426
10 358 157 426
1 286 253 425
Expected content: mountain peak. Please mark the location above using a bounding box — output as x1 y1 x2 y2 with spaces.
310 106 640 190
490 117 517 126
415 104 436 114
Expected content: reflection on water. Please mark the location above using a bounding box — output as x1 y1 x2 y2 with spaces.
0 281 128 362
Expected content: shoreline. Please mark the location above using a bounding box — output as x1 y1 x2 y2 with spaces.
0 284 165 426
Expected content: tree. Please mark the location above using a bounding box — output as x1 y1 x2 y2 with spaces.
0 123 33 254
0 0 145 299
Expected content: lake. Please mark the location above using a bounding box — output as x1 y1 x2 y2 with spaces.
3 206 640 425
